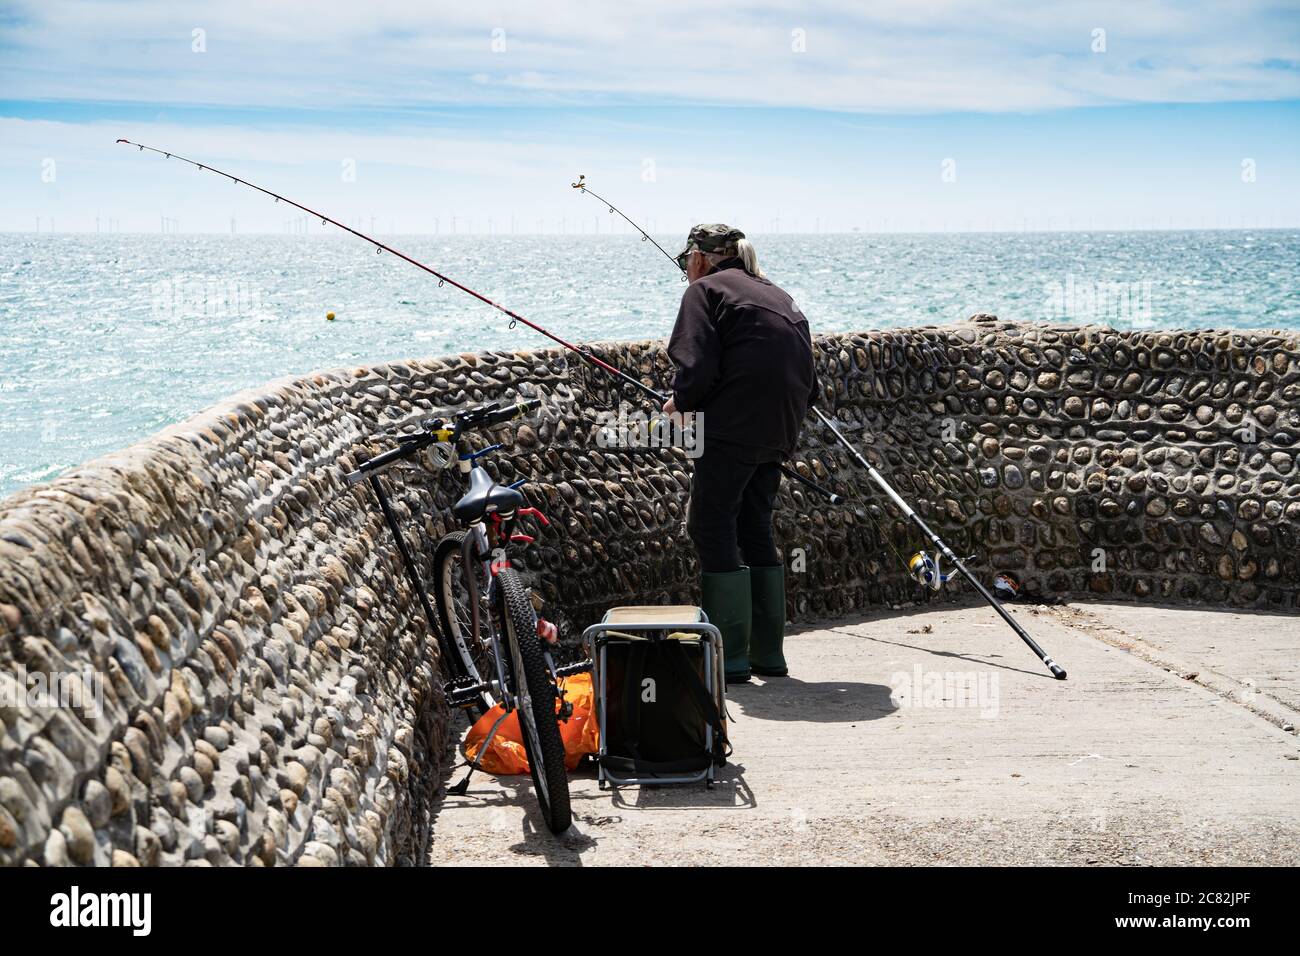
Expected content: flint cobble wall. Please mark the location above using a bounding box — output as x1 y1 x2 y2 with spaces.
1 316 1297 866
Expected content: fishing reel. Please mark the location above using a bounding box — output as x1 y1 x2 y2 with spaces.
907 551 951 590
906 549 973 591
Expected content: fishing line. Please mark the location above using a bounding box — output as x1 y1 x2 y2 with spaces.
571 175 686 279
117 139 623 377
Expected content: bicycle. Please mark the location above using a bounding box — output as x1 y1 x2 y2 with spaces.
344 397 581 833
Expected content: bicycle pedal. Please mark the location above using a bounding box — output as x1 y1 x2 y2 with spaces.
444 675 490 708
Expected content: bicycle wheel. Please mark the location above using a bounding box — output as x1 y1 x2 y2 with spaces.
496 567 572 833
432 531 496 718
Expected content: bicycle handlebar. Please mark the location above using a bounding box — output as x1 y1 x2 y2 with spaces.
342 397 542 485
464 398 542 430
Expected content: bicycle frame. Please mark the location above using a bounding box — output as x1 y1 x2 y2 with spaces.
363 471 447 663
451 473 518 711
344 397 573 717
452 517 510 705
445 440 557 714
344 400 535 678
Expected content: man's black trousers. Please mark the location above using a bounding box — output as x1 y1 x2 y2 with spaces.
686 444 783 573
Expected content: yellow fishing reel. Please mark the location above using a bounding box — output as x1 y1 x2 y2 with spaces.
907 549 971 590
908 551 946 590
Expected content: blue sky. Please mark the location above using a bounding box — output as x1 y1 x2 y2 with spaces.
2 0 1298 233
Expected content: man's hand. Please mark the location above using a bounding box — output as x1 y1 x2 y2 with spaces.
662 396 677 415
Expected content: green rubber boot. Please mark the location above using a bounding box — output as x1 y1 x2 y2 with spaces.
748 565 788 677
701 568 752 683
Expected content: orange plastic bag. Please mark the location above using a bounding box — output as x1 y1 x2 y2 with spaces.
462 673 599 774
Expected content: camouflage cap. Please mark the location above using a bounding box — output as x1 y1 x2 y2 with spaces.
675 223 746 270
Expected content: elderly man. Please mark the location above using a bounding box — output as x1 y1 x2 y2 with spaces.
663 224 818 683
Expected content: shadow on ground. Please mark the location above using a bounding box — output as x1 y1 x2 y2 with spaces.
727 677 898 722
795 598 1065 679
427 749 604 866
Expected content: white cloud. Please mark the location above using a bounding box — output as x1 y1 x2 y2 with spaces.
0 0 1296 113
4 2 1297 233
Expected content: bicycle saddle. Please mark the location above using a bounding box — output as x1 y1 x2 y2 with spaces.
452 466 524 522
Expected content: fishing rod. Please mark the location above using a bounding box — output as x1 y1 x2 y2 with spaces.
114 139 843 507
571 175 685 279
814 410 1066 680
572 177 1067 680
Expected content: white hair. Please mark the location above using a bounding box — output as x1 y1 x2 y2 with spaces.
703 237 764 278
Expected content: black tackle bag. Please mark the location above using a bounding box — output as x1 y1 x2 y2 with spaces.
600 637 730 777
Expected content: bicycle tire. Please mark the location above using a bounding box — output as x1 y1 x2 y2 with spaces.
432 531 495 718
496 566 572 833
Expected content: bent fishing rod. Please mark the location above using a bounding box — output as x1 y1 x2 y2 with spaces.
571 175 686 280
115 139 843 507
572 178 1067 680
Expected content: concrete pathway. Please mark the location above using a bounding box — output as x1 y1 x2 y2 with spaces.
427 601 1300 866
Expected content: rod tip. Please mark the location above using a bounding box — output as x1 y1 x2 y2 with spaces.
1049 662 1068 680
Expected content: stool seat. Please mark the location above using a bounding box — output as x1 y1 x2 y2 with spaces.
602 605 704 625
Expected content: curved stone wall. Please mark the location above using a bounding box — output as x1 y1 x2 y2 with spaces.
1 317 1297 866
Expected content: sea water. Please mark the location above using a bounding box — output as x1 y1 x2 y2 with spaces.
2 230 1297 497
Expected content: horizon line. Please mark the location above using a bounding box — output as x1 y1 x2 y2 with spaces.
6 225 1300 237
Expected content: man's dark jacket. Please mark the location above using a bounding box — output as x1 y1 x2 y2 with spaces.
667 258 818 461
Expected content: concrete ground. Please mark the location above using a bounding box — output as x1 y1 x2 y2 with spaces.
426 600 1300 866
